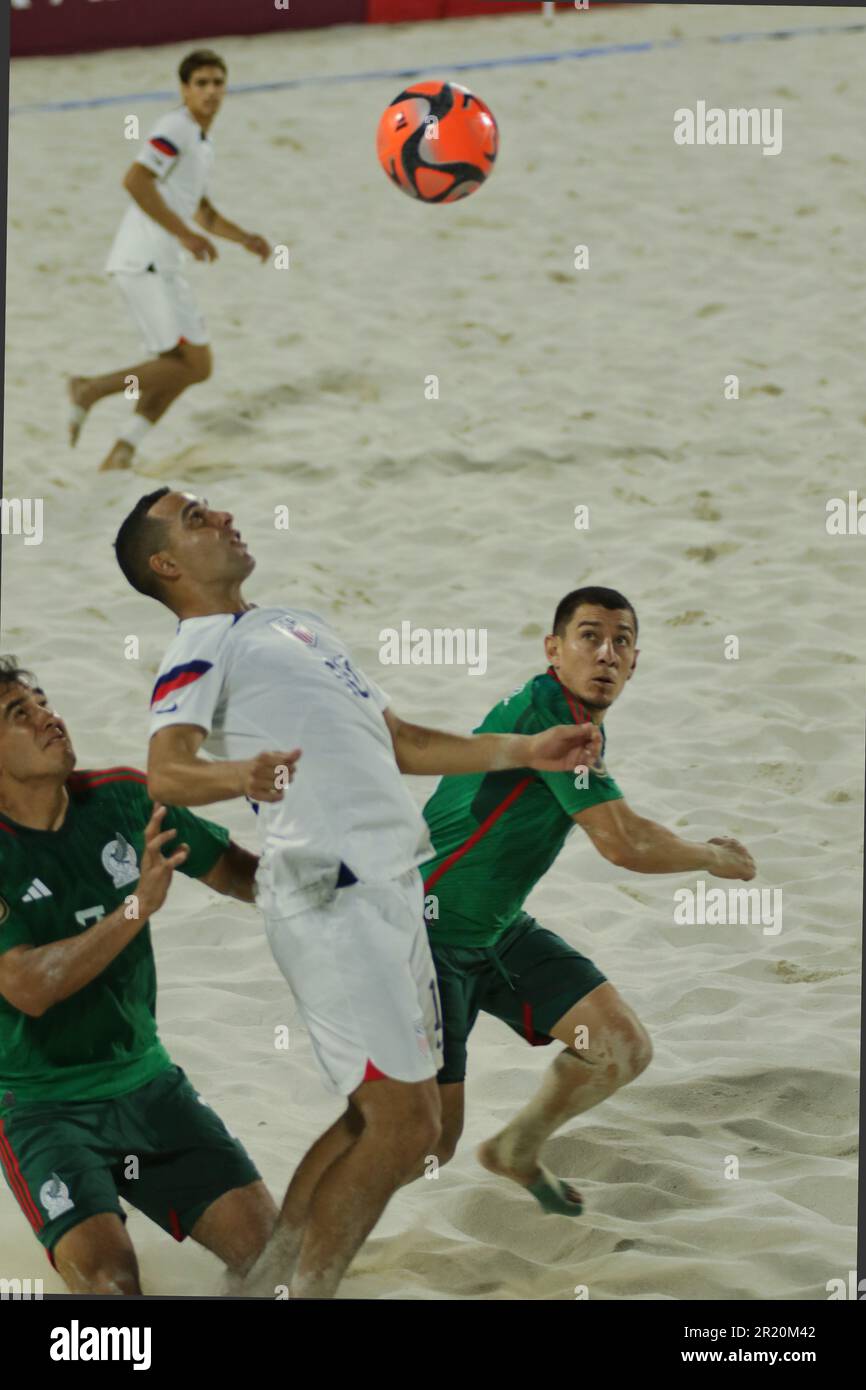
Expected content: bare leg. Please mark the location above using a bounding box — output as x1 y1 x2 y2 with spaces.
136 383 193 426
96 381 198 471
187 1179 277 1296
69 358 186 445
242 1106 363 1296
70 343 212 466
71 349 203 411
52 1212 141 1295
247 1077 440 1300
399 1081 464 1184
478 983 652 1212
290 1076 440 1299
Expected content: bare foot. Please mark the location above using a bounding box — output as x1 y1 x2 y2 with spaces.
477 1134 541 1189
99 440 136 472
67 377 93 447
478 1136 583 1215
219 1268 262 1299
238 1226 301 1298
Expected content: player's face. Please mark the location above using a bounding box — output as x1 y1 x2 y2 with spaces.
182 67 226 123
0 684 76 782
149 491 255 588
545 605 638 712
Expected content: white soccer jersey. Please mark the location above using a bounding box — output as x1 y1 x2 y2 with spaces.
148 607 433 914
105 107 215 274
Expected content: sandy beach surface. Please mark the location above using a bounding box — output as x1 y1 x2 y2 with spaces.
2 4 862 1298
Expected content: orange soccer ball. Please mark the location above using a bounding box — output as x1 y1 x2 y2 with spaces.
376 80 499 204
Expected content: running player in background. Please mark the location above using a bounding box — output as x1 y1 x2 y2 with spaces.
417 588 756 1215
112 487 601 1299
68 50 269 472
0 657 277 1293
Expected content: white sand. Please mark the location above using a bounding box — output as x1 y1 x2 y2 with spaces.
2 4 862 1299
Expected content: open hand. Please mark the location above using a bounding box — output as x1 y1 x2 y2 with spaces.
525 723 602 774
136 804 189 919
180 230 218 262
242 232 270 262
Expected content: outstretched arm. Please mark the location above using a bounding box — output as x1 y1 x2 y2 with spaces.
148 724 301 809
382 708 602 777
195 197 269 260
575 800 755 879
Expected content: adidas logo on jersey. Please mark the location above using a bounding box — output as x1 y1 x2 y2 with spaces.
22 879 52 903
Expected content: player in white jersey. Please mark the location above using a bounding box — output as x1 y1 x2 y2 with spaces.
113 487 602 1300
68 50 269 473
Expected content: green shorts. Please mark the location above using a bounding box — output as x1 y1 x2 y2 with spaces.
432 913 607 1085
0 1065 261 1257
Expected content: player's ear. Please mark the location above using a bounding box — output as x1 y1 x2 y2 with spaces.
149 550 177 584
543 634 559 666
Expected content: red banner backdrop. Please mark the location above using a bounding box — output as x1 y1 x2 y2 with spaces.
10 0 366 59
368 2 570 18
11 0 595 59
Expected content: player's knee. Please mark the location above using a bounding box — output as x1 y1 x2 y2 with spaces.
196 350 213 383
364 1086 440 1160
384 1113 440 1175
582 1015 652 1088
182 346 212 383
622 1025 653 1084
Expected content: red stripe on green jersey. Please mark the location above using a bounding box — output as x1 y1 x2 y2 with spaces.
420 670 623 948
424 776 533 893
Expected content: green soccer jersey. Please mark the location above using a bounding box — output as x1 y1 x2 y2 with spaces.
421 669 624 947
0 767 230 1104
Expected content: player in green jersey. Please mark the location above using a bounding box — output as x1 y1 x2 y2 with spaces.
0 656 279 1293
418 588 756 1216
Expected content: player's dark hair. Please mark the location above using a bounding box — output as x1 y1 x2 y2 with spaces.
114 488 172 601
179 50 227 85
553 587 638 640
0 656 38 697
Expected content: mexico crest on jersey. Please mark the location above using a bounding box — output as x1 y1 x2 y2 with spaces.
40 1173 75 1219
270 615 318 647
101 833 140 889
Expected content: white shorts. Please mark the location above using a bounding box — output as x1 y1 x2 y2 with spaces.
263 868 444 1097
112 268 209 354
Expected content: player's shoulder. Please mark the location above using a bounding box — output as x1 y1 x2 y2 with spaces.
159 613 237 663
474 674 538 733
147 106 195 148
68 767 148 801
151 615 238 710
